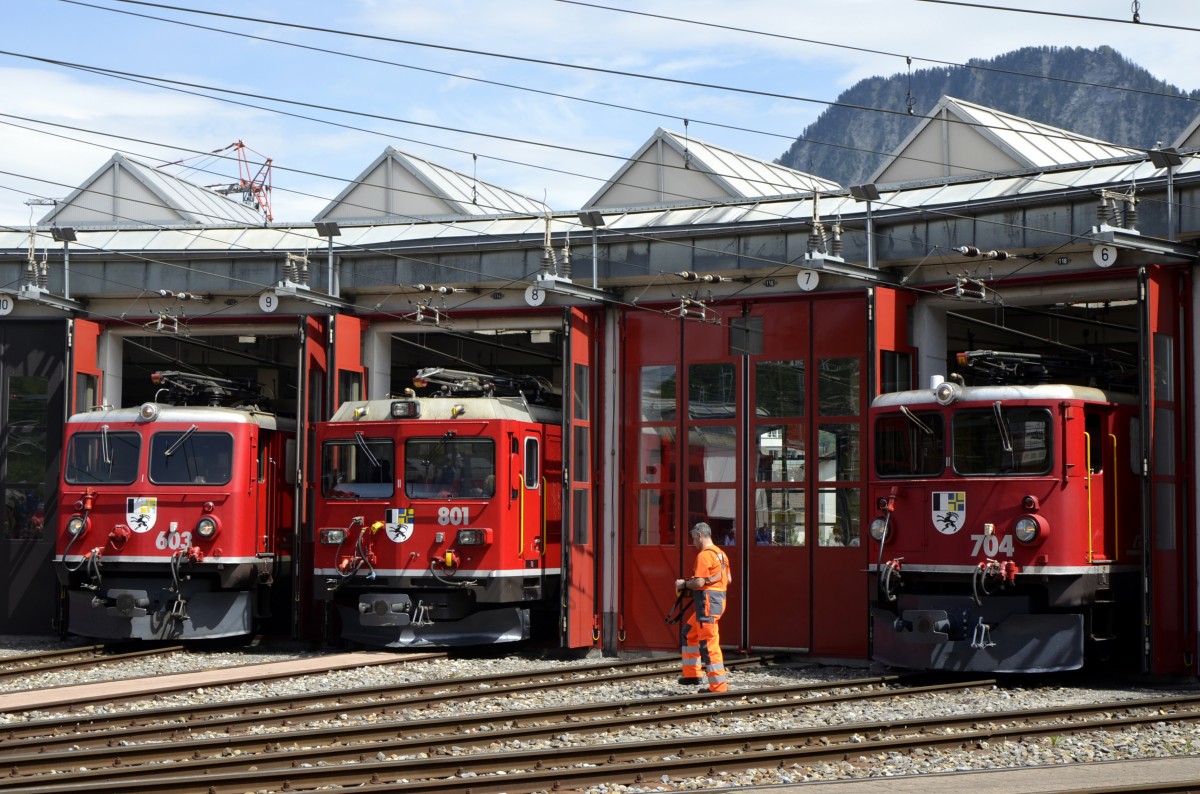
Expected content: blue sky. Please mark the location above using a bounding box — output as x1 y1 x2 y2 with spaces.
4 0 1200 225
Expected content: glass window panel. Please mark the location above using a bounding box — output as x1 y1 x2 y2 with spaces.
75 373 99 413
149 432 234 485
754 487 805 546
572 487 590 545
572 425 590 484
688 425 736 483
688 363 736 419
755 423 806 483
818 357 861 416
951 407 1052 476
756 360 805 418
573 363 590 421
879 351 912 394
637 489 676 546
4 484 45 540
322 436 396 498
524 438 540 488
817 487 860 547
640 365 677 421
403 438 494 499
1154 333 1172 400
729 316 763 356
817 424 861 482
6 376 47 486
65 431 140 484
687 488 736 547
338 370 363 405
639 427 676 484
874 410 944 477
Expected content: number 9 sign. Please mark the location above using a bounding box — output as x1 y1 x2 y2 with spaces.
0 294 13 316
258 291 279 313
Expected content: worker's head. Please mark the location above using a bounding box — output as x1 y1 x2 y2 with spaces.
690 522 712 547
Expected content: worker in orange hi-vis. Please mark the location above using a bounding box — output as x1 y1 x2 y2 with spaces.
674 522 731 693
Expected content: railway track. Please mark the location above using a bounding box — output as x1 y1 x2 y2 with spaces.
9 691 1199 793
0 643 184 682
1 651 1194 794
5 657 1193 794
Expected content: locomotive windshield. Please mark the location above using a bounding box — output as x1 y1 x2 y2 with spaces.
149 431 234 485
64 430 140 484
322 436 395 498
874 410 944 478
404 438 495 499
952 406 1052 475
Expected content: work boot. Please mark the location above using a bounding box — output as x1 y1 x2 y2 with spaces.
677 676 702 685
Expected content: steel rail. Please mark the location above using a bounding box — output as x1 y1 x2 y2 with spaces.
0 676 973 779
7 692 1200 793
0 653 787 747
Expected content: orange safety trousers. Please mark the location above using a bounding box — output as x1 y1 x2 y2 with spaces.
680 612 728 692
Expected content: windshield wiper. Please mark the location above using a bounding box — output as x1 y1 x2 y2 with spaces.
164 425 198 457
100 424 112 465
900 405 933 435
354 432 381 468
992 401 1013 453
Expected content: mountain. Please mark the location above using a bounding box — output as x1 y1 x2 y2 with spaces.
777 46 1200 186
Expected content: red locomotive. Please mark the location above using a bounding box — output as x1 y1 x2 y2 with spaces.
868 351 1140 672
54 372 296 640
313 368 563 648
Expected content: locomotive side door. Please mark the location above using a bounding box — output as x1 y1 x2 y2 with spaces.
1139 265 1193 675
562 306 599 648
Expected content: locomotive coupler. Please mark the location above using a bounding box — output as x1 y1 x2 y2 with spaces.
971 616 995 649
169 595 190 621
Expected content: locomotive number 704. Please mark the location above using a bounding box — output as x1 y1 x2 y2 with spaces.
970 532 1014 558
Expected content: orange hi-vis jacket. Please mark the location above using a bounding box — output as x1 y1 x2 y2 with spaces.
690 545 730 622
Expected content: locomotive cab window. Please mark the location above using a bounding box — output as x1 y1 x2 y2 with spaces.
322 435 395 499
524 437 540 489
874 410 944 477
952 406 1051 476
64 430 141 484
149 431 234 485
404 437 495 499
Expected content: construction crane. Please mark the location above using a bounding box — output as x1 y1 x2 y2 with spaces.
210 140 274 222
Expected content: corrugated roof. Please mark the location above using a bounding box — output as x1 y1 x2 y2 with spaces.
870 97 1141 185
585 128 841 209
313 147 548 223
1 152 1189 255
40 153 267 227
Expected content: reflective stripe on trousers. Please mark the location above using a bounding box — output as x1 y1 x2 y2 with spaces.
679 611 727 692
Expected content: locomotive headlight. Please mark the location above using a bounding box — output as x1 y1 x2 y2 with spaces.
391 400 420 418
66 516 88 537
137 402 160 422
195 516 219 539
319 528 346 544
869 516 890 542
455 528 492 546
934 381 962 405
1014 514 1049 544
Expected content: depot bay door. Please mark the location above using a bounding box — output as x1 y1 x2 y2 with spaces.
620 295 868 656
